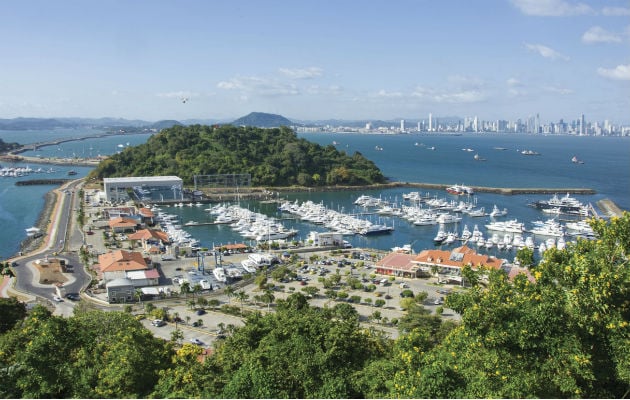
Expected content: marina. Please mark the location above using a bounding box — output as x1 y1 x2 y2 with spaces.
0 130 628 259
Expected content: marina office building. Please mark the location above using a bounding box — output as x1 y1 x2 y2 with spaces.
103 176 183 202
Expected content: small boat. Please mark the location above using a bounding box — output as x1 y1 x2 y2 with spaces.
25 226 41 236
446 184 474 196
67 170 77 176
374 146 383 151
571 156 584 164
521 150 540 156
433 229 447 244
489 205 508 217
427 146 435 150
473 153 487 161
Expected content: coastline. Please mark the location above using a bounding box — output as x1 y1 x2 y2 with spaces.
16 188 59 257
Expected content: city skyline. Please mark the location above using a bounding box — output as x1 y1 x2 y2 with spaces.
1 0 629 123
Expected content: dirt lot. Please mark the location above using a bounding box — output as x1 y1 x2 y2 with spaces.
34 262 68 285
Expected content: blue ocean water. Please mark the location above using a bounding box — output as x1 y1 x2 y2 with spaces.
0 129 628 259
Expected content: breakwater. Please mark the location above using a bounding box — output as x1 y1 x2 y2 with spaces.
16 179 71 186
257 182 596 196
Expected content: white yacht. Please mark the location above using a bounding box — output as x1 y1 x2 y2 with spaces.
485 219 525 233
489 205 508 217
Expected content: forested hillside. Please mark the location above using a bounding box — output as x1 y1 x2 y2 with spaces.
1 214 628 398
89 124 386 187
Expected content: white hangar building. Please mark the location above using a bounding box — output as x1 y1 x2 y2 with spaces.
103 176 183 202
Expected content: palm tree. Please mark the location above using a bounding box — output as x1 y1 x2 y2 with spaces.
224 285 235 304
134 289 143 306
235 290 249 314
180 282 190 298
261 289 275 312
192 283 202 300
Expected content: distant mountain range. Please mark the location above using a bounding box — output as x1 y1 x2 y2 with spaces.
0 113 464 131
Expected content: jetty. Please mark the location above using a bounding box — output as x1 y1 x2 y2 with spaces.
16 179 71 186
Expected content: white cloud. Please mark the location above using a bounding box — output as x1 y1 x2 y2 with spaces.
543 85 574 94
525 43 570 61
217 76 299 96
375 89 404 98
511 0 593 16
601 6 630 16
278 67 323 79
507 78 523 87
156 90 199 99
306 85 343 95
582 26 622 44
597 64 630 80
410 86 487 103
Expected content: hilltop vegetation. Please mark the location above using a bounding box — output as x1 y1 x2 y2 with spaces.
89 124 386 186
0 138 20 152
0 213 629 398
231 111 293 127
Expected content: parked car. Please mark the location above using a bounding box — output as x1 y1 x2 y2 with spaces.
195 309 206 315
189 338 203 345
52 295 63 302
161 254 176 261
65 293 80 301
151 319 166 327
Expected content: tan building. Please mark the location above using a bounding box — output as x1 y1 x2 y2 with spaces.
413 245 505 284
108 216 140 233
128 228 170 251
97 249 149 282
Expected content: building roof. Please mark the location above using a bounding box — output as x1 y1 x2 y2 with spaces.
138 207 155 218
98 250 148 273
106 278 134 288
104 176 182 183
126 269 160 280
108 216 139 229
375 253 418 272
414 245 504 270
128 228 169 243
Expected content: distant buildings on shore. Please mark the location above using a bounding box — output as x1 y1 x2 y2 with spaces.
296 113 630 136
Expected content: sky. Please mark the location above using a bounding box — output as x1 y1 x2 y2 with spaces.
1 0 629 124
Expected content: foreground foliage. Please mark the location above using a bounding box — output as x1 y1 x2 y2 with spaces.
1 214 628 398
89 124 386 186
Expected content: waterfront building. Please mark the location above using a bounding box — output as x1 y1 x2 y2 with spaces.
103 176 183 202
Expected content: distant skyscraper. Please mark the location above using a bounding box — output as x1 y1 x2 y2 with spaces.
429 113 433 132
400 119 405 132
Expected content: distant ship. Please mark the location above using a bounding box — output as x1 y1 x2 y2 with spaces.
67 170 77 176
571 156 584 164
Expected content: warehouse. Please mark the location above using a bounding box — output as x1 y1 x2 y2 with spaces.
103 176 183 202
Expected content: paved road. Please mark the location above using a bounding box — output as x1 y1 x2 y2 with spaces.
10 179 92 310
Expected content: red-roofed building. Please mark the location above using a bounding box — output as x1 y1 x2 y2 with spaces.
128 228 170 251
413 245 505 285
96 249 150 282
108 216 140 233
138 207 155 225
375 253 419 278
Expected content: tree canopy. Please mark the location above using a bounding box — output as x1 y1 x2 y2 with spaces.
88 124 386 187
1 213 628 398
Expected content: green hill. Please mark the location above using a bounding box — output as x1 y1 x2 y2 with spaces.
231 112 293 127
89 124 386 187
